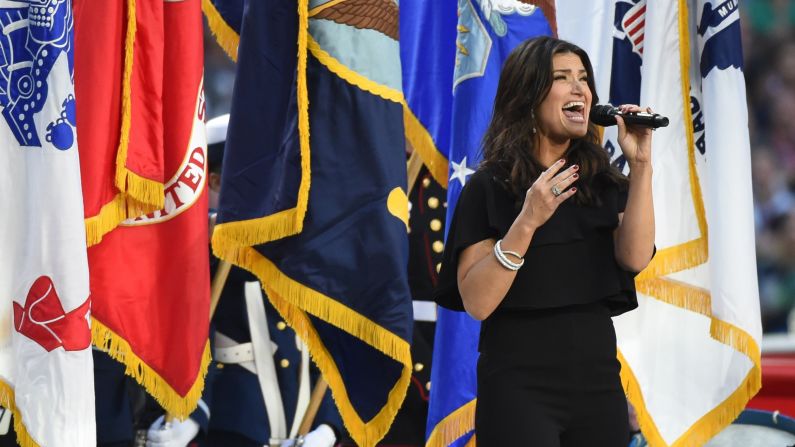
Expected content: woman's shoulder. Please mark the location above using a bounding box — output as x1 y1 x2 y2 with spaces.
467 166 513 192
468 167 497 185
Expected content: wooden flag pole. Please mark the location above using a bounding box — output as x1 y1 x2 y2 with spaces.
297 378 329 436
406 148 423 196
209 259 232 318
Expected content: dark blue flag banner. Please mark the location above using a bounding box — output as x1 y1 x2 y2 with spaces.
211 1 412 446
401 2 554 446
203 0 244 61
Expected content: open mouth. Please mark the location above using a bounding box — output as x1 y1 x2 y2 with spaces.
562 101 585 122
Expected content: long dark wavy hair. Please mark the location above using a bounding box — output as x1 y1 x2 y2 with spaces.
480 36 626 206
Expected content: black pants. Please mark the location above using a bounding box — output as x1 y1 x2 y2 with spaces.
476 302 629 446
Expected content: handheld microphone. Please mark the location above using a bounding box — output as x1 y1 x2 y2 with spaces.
590 104 669 129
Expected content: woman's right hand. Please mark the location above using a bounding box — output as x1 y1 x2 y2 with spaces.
519 159 579 229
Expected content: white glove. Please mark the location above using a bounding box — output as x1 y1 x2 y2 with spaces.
146 415 200 447
280 424 336 447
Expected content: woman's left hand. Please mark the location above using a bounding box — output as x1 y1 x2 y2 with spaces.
615 104 653 166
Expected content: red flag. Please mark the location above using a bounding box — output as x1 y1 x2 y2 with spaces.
75 0 210 417
74 0 165 245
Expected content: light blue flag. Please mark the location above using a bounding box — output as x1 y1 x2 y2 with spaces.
400 2 554 445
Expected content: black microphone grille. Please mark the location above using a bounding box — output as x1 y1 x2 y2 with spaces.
589 104 617 126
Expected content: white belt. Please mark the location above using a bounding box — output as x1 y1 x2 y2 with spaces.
290 339 311 439
245 281 288 444
214 339 253 374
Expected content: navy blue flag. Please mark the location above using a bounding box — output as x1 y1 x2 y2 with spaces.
203 0 244 61
400 1 553 445
212 1 412 446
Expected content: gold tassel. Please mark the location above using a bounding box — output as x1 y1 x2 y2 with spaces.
403 105 450 189
620 340 761 447
307 36 403 104
210 2 413 444
635 277 711 316
214 242 413 447
201 0 240 62
425 399 477 447
0 381 42 447
91 319 212 419
114 0 165 211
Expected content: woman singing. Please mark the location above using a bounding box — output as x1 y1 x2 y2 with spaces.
434 36 655 445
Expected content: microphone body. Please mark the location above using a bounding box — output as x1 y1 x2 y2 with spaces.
590 104 669 129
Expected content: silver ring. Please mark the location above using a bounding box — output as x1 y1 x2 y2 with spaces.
551 185 562 197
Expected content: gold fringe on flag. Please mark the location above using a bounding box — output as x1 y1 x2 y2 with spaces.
201 0 240 62
84 0 165 246
114 0 165 213
0 380 41 447
91 319 212 419
306 34 450 189
403 105 450 189
211 2 414 444
424 399 477 447
210 243 413 447
620 347 761 447
620 4 763 442
635 277 711 316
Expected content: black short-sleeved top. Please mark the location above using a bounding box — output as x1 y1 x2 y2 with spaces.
434 167 639 317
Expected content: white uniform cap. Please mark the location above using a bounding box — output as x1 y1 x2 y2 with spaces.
206 114 230 146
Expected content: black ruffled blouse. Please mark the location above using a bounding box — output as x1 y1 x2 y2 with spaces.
434 167 639 317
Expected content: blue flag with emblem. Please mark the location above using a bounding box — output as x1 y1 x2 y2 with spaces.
400 2 554 445
211 1 412 446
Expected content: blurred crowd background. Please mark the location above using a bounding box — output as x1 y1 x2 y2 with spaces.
744 0 795 334
202 1 795 335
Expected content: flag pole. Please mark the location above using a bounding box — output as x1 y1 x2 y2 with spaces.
209 259 232 318
406 147 423 196
297 378 329 436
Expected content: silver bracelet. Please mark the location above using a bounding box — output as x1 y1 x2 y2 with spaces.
493 239 524 271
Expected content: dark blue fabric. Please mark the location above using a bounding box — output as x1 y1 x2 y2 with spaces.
209 0 245 35
257 53 410 421
93 350 134 444
216 0 300 222
216 0 412 430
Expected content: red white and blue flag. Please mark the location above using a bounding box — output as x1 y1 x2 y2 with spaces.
559 0 761 445
0 1 96 445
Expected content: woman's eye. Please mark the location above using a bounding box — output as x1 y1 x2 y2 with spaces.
554 75 566 80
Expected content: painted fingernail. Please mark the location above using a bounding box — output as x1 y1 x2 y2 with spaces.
559 159 565 164
573 165 579 170
571 187 577 192
573 173 579 179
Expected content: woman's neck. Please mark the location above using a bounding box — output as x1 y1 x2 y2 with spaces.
535 133 571 167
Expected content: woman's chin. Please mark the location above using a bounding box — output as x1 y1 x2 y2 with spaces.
565 124 588 139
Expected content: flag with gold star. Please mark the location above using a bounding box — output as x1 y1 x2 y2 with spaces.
211 1 412 446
